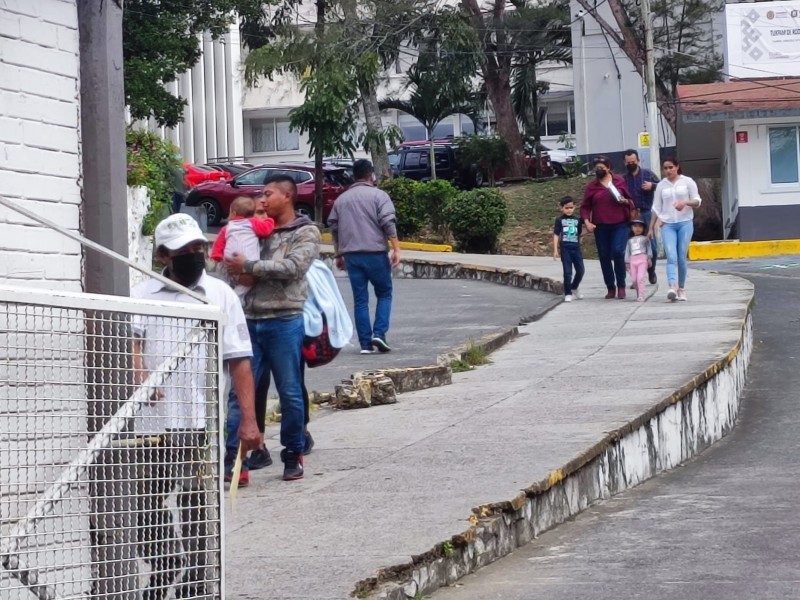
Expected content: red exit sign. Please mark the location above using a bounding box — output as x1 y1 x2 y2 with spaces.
736 131 748 143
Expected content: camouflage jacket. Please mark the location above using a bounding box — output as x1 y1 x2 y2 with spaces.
242 215 321 319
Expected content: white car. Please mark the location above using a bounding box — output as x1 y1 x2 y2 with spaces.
542 145 578 175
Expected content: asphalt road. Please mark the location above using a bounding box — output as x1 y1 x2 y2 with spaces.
434 256 800 600
303 276 559 394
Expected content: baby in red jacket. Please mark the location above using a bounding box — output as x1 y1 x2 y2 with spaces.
210 196 275 298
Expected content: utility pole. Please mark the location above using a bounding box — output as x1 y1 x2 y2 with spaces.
642 0 660 173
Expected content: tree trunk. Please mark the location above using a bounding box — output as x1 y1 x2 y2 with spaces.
360 79 391 182
338 0 391 183
428 129 437 181
314 149 324 223
486 76 526 178
461 0 526 178
314 0 326 222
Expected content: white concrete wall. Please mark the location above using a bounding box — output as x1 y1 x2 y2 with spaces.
731 116 800 208
0 0 83 291
570 0 677 156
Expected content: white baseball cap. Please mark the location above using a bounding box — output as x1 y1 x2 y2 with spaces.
155 214 207 251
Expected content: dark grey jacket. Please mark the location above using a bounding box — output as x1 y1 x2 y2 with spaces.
242 215 321 319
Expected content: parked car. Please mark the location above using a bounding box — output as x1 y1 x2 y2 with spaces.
184 163 349 226
184 163 231 188
205 162 254 177
539 145 578 176
388 142 484 189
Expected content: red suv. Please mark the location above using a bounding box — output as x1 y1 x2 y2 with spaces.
184 164 350 226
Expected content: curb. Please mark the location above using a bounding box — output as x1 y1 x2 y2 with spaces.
690 238 800 261
313 259 561 404
358 305 753 599
319 232 452 253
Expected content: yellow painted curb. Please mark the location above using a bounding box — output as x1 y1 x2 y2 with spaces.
320 232 452 253
690 239 800 261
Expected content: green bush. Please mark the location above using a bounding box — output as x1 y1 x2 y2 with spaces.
126 128 182 235
455 135 510 187
414 179 458 234
379 177 426 238
445 188 508 253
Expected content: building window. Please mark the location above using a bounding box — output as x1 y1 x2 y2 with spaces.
398 114 427 142
544 103 570 138
769 126 799 184
250 118 299 153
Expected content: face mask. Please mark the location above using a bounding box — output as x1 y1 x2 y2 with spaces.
171 252 206 286
595 169 607 179
626 164 638 174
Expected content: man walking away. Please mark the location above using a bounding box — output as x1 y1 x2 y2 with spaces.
328 159 401 354
623 149 661 283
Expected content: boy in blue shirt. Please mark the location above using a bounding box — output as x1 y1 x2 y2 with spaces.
553 196 585 302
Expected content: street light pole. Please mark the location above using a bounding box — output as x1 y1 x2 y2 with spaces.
642 0 660 173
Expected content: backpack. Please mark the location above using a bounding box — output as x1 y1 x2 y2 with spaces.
302 313 341 368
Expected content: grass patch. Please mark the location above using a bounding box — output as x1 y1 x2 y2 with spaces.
451 341 491 373
498 177 597 258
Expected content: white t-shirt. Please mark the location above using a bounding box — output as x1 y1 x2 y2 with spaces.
131 270 252 432
652 175 702 224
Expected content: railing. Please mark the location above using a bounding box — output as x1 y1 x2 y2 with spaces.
0 285 225 600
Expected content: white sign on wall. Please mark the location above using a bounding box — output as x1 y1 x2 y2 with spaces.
725 1 800 79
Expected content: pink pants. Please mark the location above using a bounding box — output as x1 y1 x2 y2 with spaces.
629 254 649 299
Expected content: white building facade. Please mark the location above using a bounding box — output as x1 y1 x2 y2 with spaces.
0 0 83 290
678 0 800 241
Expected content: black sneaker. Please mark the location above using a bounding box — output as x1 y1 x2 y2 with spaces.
280 448 304 481
648 270 657 284
248 445 273 470
304 431 315 455
371 337 392 353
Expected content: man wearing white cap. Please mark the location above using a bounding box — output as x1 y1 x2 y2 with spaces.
130 213 261 599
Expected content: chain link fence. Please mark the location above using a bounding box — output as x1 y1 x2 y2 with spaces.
0 286 224 600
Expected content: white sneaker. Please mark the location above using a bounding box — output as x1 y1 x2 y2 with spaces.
677 289 688 301
564 295 573 302
667 288 677 302
360 349 375 355
574 290 584 300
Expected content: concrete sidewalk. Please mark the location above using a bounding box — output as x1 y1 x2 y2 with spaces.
224 253 753 600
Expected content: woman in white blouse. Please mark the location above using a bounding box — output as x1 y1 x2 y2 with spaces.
650 157 702 302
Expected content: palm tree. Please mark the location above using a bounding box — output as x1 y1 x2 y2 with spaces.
380 67 479 180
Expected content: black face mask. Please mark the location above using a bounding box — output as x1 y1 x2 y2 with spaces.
626 164 638 174
170 252 206 287
595 169 608 179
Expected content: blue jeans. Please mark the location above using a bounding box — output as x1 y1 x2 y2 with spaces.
225 316 306 471
640 209 658 272
662 220 694 288
594 223 629 290
560 243 585 295
345 252 393 350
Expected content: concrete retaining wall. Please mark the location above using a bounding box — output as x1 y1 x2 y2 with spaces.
369 312 753 599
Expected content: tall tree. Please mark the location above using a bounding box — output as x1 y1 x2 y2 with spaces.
460 0 527 178
573 0 724 131
122 0 269 127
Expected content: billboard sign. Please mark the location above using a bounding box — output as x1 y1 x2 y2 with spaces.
726 1 800 78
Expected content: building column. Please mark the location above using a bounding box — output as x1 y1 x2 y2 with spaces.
213 39 229 161
191 40 207 163
225 26 245 159
202 34 217 162
180 71 194 163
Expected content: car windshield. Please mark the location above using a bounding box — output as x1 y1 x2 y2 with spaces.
388 153 401 167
